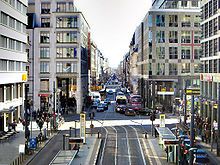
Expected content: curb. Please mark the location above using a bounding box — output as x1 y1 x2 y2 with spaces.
25 131 59 165
93 138 102 165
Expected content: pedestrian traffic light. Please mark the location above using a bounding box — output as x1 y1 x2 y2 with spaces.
150 113 156 121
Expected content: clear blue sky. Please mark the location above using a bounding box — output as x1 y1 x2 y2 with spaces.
75 0 151 68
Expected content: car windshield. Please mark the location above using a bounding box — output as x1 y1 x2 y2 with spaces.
117 99 126 104
131 98 141 102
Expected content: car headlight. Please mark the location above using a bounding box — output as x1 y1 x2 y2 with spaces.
117 108 120 110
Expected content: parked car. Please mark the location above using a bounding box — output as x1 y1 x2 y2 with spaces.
104 98 111 105
107 90 114 95
125 107 136 116
102 102 108 110
97 103 105 112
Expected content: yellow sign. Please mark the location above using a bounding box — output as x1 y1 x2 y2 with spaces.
22 73 27 81
159 114 165 127
186 88 200 95
214 104 218 109
161 88 166 92
80 113 86 143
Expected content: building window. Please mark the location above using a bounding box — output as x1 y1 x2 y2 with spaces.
214 59 217 73
194 15 200 27
9 0 15 7
40 62 49 73
182 15 191 27
181 31 191 43
169 31 178 43
1 12 8 25
8 38 15 49
56 62 77 73
56 17 78 28
156 31 165 43
40 79 49 92
15 61 21 71
41 3 50 14
194 47 202 59
17 1 22 12
169 47 178 59
214 18 218 35
209 60 213 73
8 61 15 71
181 47 191 59
57 32 77 43
0 35 7 48
40 47 50 58
156 47 165 59
169 63 177 75
194 31 201 43
192 0 199 7
41 18 50 27
13 84 18 99
181 1 188 7
40 32 50 43
169 15 178 27
57 2 66 12
182 63 190 73
16 21 22 31
16 41 21 51
6 85 12 101
56 47 77 58
0 60 7 71
9 16 15 28
156 15 165 27
156 63 165 75
0 85 4 102
148 15 152 27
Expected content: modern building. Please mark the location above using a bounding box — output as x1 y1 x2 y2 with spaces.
0 0 28 131
200 0 219 126
135 0 201 111
27 0 90 114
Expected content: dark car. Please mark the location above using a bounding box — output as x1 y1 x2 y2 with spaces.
97 104 105 112
102 102 108 110
116 105 127 113
125 108 135 116
107 90 114 95
104 98 111 105
139 108 153 116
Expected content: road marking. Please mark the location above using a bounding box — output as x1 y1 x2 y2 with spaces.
148 139 162 165
129 125 147 165
141 138 153 165
121 126 131 165
100 127 108 165
111 126 117 165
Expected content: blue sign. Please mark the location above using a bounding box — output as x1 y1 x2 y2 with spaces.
29 138 37 149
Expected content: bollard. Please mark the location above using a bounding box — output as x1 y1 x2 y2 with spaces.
63 134 66 150
69 127 72 137
98 131 100 139
145 132 148 139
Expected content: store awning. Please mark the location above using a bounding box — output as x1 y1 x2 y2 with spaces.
155 127 176 140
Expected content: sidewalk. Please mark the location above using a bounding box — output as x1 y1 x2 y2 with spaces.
143 135 175 165
0 120 63 165
49 134 102 165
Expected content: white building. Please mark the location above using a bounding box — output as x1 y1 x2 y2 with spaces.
27 0 90 114
0 0 28 131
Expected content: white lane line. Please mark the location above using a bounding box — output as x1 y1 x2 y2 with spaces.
141 138 153 165
148 139 162 165
129 125 147 165
100 127 108 165
111 126 118 165
121 126 131 165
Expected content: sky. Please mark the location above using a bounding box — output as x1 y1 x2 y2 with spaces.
74 0 152 68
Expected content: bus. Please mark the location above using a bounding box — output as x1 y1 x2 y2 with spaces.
115 95 127 113
129 95 142 113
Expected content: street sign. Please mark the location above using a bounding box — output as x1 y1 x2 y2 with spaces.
159 114 165 127
185 88 200 95
80 113 86 143
29 138 37 149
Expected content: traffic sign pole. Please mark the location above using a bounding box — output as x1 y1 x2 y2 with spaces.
189 95 195 165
